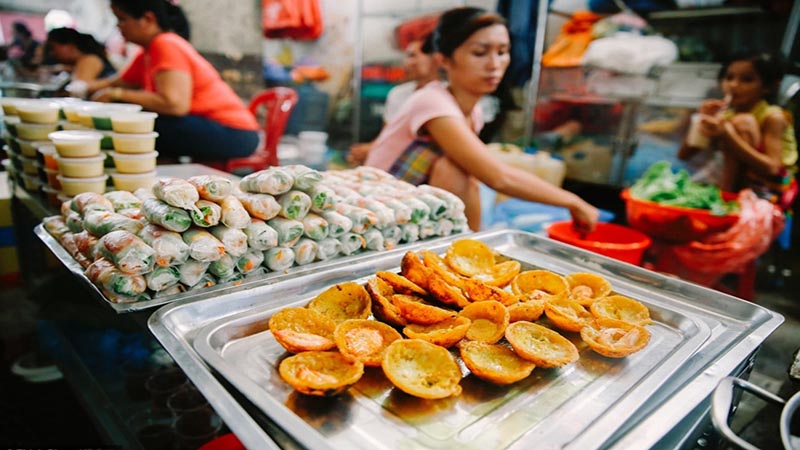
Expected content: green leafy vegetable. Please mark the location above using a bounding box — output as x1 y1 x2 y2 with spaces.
629 162 738 215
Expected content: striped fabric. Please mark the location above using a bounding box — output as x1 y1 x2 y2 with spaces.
387 139 443 185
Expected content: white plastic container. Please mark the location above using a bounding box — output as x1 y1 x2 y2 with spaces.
3 116 20 137
686 113 711 149
15 101 60 124
112 132 158 154
16 122 59 141
49 130 103 158
16 138 50 158
110 151 159 173
21 172 42 192
20 155 38 175
1 97 23 115
57 174 108 196
61 100 103 123
110 170 157 192
56 154 106 178
110 112 158 133
37 145 59 170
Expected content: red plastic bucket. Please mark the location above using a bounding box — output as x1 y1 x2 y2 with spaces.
546 221 652 265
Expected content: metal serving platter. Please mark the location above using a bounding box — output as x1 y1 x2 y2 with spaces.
149 228 783 450
34 223 458 314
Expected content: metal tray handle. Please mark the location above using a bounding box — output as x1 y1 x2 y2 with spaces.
712 376 788 450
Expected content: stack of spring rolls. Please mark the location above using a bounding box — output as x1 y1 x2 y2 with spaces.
41 165 469 304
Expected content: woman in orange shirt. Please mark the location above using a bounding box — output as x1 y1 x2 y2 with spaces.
89 0 259 162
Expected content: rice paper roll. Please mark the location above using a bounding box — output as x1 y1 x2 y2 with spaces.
243 219 278 251
74 230 99 260
263 247 295 272
401 197 431 224
188 273 216 291
181 228 225 262
236 249 265 274
65 210 84 233
357 199 395 229
321 211 352 238
153 284 185 298
95 230 156 275
400 223 420 243
452 216 469 234
83 210 144 237
435 219 455 237
153 177 200 211
418 185 465 218
117 208 144 220
133 187 156 201
190 200 221 228
338 233 365 256
284 165 323 191
104 191 143 212
244 267 268 279
177 259 211 286
145 265 181 291
239 167 294 195
308 185 337 213
267 217 304 247
138 224 190 267
70 192 113 215
188 175 233 202
219 196 250 229
43 216 69 240
379 198 413 225
419 220 437 240
335 204 377 234
217 271 244 285
381 225 402 250
302 213 328 240
61 233 91 268
209 225 248 257
208 253 236 279
316 238 341 261
142 198 192 233
293 238 318 266
277 190 311 220
417 193 448 221
236 192 281 221
362 228 385 251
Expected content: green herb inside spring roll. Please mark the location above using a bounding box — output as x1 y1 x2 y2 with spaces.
190 200 221 228
243 219 278 250
277 190 312 220
239 167 294 195
302 213 329 241
142 198 192 233
188 175 233 202
267 217 304 247
208 253 236 279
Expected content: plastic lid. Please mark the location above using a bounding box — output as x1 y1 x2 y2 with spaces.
54 154 106 163
57 174 109 182
109 111 158 120
112 131 159 139
48 130 103 142
109 169 157 179
109 151 159 159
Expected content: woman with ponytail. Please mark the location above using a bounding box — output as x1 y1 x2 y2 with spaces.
46 27 116 86
89 0 259 162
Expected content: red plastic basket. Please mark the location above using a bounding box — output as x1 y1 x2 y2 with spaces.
621 189 739 243
546 221 652 265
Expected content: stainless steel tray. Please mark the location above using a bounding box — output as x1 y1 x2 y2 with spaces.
149 229 784 450
34 223 458 314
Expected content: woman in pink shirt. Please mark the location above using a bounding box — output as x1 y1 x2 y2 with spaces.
366 7 598 231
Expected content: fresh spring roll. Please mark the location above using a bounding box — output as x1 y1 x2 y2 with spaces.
95 230 156 275
244 267 268 279
138 224 190 267
145 265 181 291
293 238 318 266
418 185 465 218
61 233 91 268
181 228 225 262
400 223 420 243
335 203 377 234
188 273 216 291
284 165 323 191
236 192 281 221
209 225 248 257
65 210 85 233
236 249 265 274
243 219 278 251
133 187 156 201
103 289 151 304
401 197 431 224
302 213 329 241
377 197 413 225
362 228 385 251
419 220 437 240
153 284 185 298
190 200 221 228
74 230 99 260
83 210 144 237
321 211 352 238
435 219 455 237
277 190 312 220
338 232 366 256
153 177 200 211
86 259 148 297
357 199 395 229
316 237 341 261
381 225 402 250
208 253 236 279
217 271 244 285
417 193 448 221
43 216 70 240
70 192 114 215
220 196 251 229
452 216 469 234
177 259 210 286
263 246 295 271
308 185 337 213
239 167 294 195
187 175 233 202
142 198 192 233
117 208 144 220
267 217 304 247
104 191 143 212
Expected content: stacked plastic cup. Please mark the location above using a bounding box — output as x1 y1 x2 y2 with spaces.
109 111 159 192
49 129 107 196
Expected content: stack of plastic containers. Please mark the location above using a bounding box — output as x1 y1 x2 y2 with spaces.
50 129 107 196
108 111 159 192
11 100 61 195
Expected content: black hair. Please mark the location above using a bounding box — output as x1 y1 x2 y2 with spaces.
719 51 786 103
420 33 434 55
111 0 191 41
432 7 506 58
13 22 32 39
47 28 108 59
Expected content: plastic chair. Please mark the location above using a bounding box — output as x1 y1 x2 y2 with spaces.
205 87 299 174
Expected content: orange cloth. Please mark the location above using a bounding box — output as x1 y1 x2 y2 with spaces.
120 33 258 131
541 10 601 68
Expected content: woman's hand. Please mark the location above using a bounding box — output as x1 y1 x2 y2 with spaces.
698 99 728 116
90 87 115 103
568 196 599 234
698 114 726 138
347 142 372 166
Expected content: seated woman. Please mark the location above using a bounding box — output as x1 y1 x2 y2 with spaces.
46 27 117 96
365 7 598 231
89 0 259 163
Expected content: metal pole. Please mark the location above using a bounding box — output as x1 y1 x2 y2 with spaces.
352 0 364 144
523 0 551 147
780 0 800 61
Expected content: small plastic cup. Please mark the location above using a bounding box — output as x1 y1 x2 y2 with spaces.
110 111 158 134
173 410 223 450
21 172 41 192
112 132 159 154
145 367 187 412
686 113 711 150
167 386 212 426
15 100 60 124
16 122 58 141
62 101 104 123
1 97 23 115
110 170 157 192
57 174 108 196
49 130 103 158
37 145 59 170
3 115 20 137
110 151 159 174
55 154 106 178
16 138 49 158
128 409 176 450
20 155 38 175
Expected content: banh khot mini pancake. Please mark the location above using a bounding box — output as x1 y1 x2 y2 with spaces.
458 300 509 344
334 319 403 366
278 351 364 396
511 270 570 302
365 277 407 327
590 295 652 327
458 340 535 385
376 270 427 296
382 339 462 399
505 321 579 368
544 295 594 333
444 239 520 287
427 273 471 309
393 294 457 325
507 298 546 323
307 281 371 324
403 316 471 348
565 272 612 306
420 250 467 289
269 307 337 353
463 278 518 306
580 318 651 358
400 251 432 290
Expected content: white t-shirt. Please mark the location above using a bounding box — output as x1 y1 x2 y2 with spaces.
382 81 416 123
